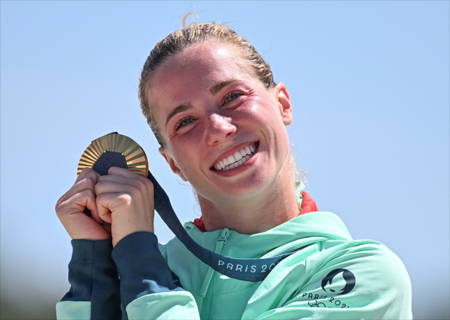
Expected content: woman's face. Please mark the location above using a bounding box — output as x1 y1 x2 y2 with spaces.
147 41 293 205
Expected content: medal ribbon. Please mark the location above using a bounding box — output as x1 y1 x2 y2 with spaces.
146 170 308 282
81 133 309 282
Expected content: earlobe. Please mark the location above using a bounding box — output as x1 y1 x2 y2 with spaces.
158 147 188 181
275 82 293 125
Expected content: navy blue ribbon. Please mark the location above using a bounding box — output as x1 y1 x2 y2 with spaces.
88 144 307 282
147 171 306 282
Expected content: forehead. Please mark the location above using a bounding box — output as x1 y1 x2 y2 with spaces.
164 41 247 75
148 42 251 103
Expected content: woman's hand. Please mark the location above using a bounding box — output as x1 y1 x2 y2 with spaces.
95 167 155 247
55 168 111 240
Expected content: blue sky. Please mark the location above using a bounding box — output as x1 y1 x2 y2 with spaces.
1 1 449 319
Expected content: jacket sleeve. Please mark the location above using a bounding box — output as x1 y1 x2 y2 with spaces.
111 232 200 319
242 241 412 320
56 239 122 320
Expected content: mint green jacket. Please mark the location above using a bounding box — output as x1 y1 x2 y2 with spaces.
57 210 412 319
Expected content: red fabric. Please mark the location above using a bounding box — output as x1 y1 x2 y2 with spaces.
193 217 206 232
193 191 318 232
299 191 319 215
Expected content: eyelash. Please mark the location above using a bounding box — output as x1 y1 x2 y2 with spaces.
223 91 245 105
173 91 246 133
175 116 195 132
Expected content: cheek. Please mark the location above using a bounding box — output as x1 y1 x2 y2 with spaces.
246 94 281 118
172 149 197 173
244 103 279 126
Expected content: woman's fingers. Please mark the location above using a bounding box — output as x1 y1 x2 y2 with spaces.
96 167 149 190
56 169 98 215
72 169 103 222
96 192 116 224
55 168 111 240
94 167 155 246
56 166 154 244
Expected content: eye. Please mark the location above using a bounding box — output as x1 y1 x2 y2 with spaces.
223 92 245 105
175 116 195 132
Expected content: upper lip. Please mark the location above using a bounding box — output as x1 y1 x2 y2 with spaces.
210 141 258 170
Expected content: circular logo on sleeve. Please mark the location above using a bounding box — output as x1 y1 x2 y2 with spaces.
321 269 356 295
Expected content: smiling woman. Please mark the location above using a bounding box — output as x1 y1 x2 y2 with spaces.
147 40 296 234
55 17 413 320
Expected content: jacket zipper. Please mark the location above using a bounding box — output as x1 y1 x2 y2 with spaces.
200 228 230 319
216 228 229 251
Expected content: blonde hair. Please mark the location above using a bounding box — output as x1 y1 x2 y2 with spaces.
139 16 275 146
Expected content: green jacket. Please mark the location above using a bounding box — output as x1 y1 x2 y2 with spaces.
57 198 412 319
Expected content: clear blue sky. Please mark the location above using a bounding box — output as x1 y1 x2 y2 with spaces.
1 1 449 319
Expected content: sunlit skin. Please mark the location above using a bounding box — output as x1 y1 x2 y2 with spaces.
56 166 155 247
55 41 300 245
150 42 299 234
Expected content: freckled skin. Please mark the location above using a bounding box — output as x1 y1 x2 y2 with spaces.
150 42 299 234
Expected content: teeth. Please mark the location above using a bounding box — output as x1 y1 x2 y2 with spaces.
227 155 235 164
234 151 243 161
214 144 257 171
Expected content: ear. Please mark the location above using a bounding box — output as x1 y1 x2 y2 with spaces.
274 82 293 125
158 147 188 181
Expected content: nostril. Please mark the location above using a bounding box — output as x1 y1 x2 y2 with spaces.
206 115 236 145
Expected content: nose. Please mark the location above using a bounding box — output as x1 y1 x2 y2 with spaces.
206 113 236 146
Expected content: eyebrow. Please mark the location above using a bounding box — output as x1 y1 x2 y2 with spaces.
165 79 240 128
209 78 240 96
165 103 192 128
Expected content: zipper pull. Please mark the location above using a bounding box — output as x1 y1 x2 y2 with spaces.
218 228 229 243
215 228 229 252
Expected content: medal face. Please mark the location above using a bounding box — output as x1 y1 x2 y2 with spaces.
77 132 149 177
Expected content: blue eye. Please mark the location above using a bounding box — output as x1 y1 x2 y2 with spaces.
223 92 244 104
175 117 195 131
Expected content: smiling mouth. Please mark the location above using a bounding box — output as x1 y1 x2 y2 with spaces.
213 142 258 171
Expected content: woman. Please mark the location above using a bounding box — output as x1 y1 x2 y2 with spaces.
56 20 412 319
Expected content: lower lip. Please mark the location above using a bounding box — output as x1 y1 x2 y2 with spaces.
212 149 258 177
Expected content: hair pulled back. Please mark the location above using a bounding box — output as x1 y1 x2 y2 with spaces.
139 17 275 146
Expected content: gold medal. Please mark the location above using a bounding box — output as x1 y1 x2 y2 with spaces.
77 132 148 177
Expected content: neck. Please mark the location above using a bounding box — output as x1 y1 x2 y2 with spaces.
198 171 299 235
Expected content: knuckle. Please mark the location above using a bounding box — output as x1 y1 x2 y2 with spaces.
94 182 101 194
79 188 95 199
55 193 70 215
138 176 154 192
128 185 141 198
55 197 72 216
132 177 153 196
79 177 95 190
79 168 99 181
78 167 92 179
133 178 145 189
117 193 132 206
144 177 154 188
55 202 64 215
